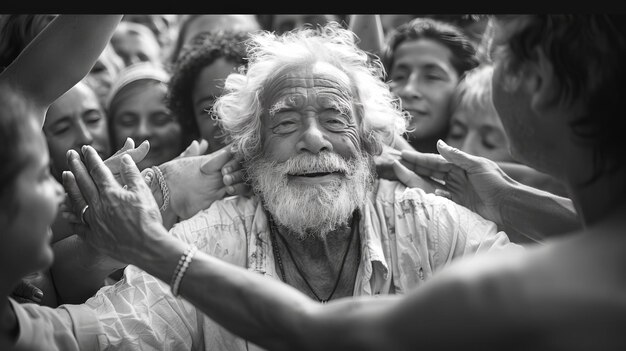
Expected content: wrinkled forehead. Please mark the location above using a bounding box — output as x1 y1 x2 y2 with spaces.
260 61 355 109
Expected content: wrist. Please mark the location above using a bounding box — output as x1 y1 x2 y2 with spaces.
131 227 187 283
142 168 163 209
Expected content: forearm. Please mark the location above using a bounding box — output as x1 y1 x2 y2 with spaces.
50 235 121 304
499 182 580 242
1 14 122 123
132 233 321 351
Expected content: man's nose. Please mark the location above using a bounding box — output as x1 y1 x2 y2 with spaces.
296 118 333 154
397 73 423 100
76 121 94 146
134 119 152 140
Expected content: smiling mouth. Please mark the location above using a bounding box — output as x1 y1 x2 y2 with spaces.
407 109 428 117
289 171 345 177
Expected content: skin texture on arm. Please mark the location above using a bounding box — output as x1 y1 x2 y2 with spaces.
0 15 122 127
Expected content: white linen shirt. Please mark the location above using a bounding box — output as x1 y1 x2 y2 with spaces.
14 180 520 350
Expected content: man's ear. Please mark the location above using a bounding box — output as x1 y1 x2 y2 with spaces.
525 47 560 113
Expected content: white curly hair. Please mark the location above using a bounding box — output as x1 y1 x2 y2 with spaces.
213 22 409 161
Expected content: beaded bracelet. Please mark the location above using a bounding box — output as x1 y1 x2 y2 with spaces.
151 165 170 212
170 245 198 297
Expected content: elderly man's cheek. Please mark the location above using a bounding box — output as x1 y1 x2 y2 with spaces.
335 128 361 157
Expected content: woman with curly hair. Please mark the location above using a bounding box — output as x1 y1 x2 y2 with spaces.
167 30 249 153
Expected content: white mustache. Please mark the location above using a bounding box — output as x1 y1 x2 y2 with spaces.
278 152 350 176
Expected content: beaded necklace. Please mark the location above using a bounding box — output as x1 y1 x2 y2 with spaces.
267 210 361 304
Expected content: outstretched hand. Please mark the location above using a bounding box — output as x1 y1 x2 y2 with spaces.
397 140 518 226
105 137 150 183
62 146 166 265
60 138 149 226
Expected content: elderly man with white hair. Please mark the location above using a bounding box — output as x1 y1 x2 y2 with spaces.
12 23 518 350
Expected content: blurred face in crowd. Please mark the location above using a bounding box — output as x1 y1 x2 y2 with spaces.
44 82 111 181
111 22 162 67
110 80 183 170
84 44 124 108
446 104 512 162
179 15 260 56
192 57 239 153
272 14 338 35
389 38 460 142
1 118 64 277
247 61 371 238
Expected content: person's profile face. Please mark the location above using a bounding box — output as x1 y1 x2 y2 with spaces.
44 83 111 181
112 26 161 67
111 82 183 170
259 62 361 165
489 18 540 167
1 119 64 277
192 57 239 153
388 38 460 143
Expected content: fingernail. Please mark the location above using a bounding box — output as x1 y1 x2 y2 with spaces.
227 186 234 194
81 145 88 154
224 175 232 185
62 171 68 180
222 167 231 175
121 154 132 164
33 290 43 303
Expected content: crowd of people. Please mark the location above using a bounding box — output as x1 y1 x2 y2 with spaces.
0 13 624 350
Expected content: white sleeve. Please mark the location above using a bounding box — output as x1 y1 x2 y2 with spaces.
82 265 202 350
429 194 523 267
11 297 102 351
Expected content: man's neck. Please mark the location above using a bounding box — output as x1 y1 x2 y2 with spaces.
270 213 361 302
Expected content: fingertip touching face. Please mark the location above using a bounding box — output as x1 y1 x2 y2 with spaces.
389 38 460 143
44 82 111 181
260 61 362 164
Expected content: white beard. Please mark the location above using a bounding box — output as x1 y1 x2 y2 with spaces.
247 151 373 239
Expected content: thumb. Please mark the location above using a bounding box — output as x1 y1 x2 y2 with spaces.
111 137 135 157
201 146 232 174
436 140 481 171
119 154 147 191
197 139 209 155
127 140 150 163
392 159 423 188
